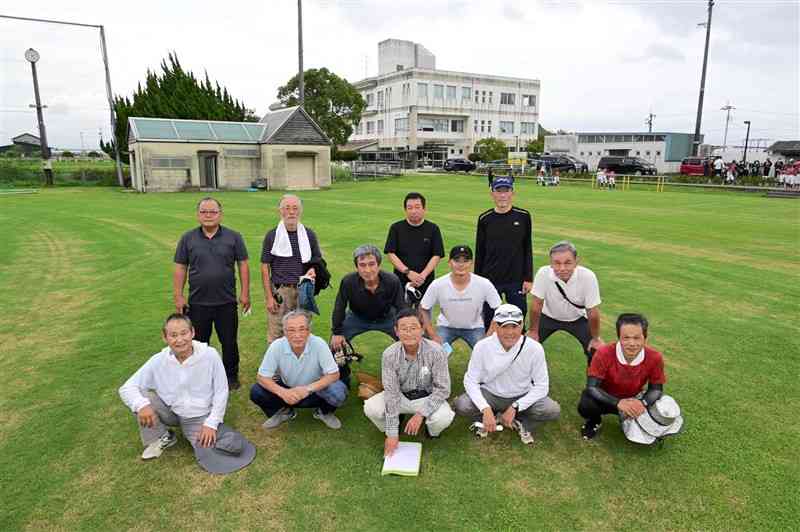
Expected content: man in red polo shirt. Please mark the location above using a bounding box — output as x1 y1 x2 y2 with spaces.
578 313 665 440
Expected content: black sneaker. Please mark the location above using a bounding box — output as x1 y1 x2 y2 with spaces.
581 420 602 440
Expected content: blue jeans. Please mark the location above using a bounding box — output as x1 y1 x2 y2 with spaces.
437 325 485 349
340 311 398 342
482 282 528 330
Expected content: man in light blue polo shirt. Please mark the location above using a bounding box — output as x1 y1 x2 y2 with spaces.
250 310 348 429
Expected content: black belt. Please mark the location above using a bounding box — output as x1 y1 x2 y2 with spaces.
273 283 297 289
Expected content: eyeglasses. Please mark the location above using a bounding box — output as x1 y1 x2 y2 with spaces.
199 210 220 215
397 325 421 334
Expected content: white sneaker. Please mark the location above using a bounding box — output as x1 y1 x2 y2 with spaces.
141 430 177 460
513 420 535 445
312 409 342 430
262 408 297 429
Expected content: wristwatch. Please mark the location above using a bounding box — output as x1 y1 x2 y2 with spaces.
306 385 315 395
402 266 410 275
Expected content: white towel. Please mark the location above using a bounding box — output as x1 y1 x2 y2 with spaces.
271 221 311 262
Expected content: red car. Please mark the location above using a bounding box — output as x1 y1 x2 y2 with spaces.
680 157 710 176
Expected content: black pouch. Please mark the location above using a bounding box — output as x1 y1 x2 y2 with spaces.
402 389 431 401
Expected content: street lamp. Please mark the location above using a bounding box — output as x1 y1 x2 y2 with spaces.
25 47 54 186
743 120 751 164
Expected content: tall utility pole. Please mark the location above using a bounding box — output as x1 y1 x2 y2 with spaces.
692 0 714 156
25 47 53 186
742 120 751 164
720 102 735 151
297 0 304 105
1 14 125 186
645 112 656 133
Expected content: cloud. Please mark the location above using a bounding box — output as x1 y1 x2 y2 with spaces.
622 43 686 63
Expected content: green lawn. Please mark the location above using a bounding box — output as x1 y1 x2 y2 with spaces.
1 176 798 531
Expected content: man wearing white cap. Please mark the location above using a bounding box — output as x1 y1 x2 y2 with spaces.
528 240 604 364
454 304 560 445
578 313 674 441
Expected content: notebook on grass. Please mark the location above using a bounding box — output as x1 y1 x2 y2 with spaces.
381 441 422 476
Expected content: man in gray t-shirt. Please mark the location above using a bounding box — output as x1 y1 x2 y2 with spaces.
174 197 249 390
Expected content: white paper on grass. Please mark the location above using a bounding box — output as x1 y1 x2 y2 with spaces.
381 441 422 476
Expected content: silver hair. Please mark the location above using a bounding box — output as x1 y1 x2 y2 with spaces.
279 194 303 214
353 244 382 266
196 196 222 211
549 240 578 258
281 309 312 330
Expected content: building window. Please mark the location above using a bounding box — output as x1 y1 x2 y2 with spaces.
656 151 662 156
366 93 374 106
487 120 492 133
433 84 444 99
395 118 408 133
417 118 449 132
646 151 651 156
636 151 641 155
377 90 384 108
481 120 485 132
500 121 514 134
459 148 463 154
475 90 479 103
417 83 428 99
462 87 471 100
482 90 486 103
522 94 536 107
488 91 493 104
151 156 191 168
367 121 374 134
500 92 515 105
520 122 536 134
579 152 584 156
451 119 464 133
377 119 384 134
355 122 362 135
446 85 456 100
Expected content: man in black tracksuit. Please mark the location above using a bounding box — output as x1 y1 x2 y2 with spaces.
475 176 533 330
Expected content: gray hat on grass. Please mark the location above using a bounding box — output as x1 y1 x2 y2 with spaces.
194 424 256 474
622 395 684 445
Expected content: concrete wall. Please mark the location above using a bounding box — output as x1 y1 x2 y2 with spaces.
130 141 262 192
262 144 331 190
379 39 435 75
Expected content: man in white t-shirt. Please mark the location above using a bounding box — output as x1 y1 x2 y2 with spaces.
420 245 502 350
528 240 603 363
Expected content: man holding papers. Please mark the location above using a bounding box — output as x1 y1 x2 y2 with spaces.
364 308 455 456
454 304 560 445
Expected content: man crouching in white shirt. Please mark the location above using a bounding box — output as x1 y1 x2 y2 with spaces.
454 304 560 445
119 313 229 460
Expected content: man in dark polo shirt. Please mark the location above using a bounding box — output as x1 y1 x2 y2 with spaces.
578 313 666 440
330 244 406 353
174 197 250 390
261 194 322 343
475 176 533 329
384 192 445 302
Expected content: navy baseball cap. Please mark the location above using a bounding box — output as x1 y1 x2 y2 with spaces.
449 245 473 260
491 176 514 191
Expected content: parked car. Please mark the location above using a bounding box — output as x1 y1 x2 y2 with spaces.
443 158 476 172
559 154 589 172
680 157 713 176
537 155 578 173
597 156 657 175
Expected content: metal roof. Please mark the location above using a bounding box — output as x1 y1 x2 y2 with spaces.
128 117 266 144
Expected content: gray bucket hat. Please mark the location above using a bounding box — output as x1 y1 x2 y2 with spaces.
194 424 256 474
623 395 684 445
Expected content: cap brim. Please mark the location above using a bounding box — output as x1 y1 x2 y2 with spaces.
637 411 684 438
495 319 523 326
195 438 257 475
622 418 656 445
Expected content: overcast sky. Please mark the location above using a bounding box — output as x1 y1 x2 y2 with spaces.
1 0 798 150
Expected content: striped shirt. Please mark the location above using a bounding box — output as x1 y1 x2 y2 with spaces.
261 227 321 285
381 338 451 437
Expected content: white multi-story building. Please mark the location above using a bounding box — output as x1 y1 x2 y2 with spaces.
346 39 541 167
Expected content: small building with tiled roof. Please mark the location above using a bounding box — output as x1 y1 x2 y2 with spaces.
127 106 331 192
767 140 800 158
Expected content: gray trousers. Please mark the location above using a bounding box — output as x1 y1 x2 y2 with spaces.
137 390 207 449
454 388 561 433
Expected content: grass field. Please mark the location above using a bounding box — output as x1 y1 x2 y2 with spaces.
1 176 798 531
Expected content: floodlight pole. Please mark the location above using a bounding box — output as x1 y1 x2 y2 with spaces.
26 49 53 186
0 14 126 187
692 0 714 156
297 0 304 106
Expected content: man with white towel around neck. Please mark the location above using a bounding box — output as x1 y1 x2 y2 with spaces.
261 194 323 343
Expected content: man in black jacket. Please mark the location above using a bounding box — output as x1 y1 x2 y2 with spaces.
475 176 533 329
